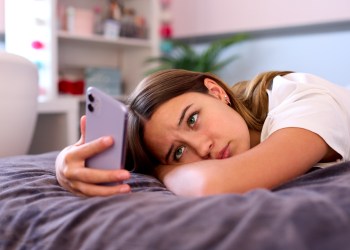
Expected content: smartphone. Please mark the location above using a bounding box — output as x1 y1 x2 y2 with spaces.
85 87 128 170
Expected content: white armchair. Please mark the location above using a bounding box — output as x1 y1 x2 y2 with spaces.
0 52 38 157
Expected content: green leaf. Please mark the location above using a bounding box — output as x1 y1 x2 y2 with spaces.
144 34 248 74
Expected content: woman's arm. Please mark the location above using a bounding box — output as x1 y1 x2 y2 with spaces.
156 127 334 197
55 116 131 196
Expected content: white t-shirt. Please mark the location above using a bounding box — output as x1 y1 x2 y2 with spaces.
261 73 350 167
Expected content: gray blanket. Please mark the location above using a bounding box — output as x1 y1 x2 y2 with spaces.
1 152 350 250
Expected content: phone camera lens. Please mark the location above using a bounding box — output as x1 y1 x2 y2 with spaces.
88 103 94 112
88 94 95 102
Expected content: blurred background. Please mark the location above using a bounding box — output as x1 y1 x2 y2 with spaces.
0 0 349 155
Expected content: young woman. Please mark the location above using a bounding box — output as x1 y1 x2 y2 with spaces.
55 69 350 197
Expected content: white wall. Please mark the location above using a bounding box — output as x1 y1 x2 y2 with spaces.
0 0 3 34
215 28 350 88
0 0 4 49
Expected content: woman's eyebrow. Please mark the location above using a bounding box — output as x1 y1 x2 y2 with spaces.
165 103 193 163
178 104 193 126
165 145 174 164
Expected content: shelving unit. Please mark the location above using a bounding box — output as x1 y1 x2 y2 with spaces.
5 0 160 153
56 0 160 96
6 0 159 98
58 30 152 47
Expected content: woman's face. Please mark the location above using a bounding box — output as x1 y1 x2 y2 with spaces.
143 79 251 165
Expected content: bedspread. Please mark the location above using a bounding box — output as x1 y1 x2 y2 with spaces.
1 152 350 250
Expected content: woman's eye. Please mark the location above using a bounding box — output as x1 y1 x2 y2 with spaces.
187 113 198 127
174 146 185 161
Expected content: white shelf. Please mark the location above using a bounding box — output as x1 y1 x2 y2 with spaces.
58 31 152 48
30 97 80 154
58 94 129 103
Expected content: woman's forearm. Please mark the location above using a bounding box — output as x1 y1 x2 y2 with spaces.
156 128 329 197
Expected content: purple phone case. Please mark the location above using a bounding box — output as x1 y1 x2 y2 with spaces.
85 87 128 170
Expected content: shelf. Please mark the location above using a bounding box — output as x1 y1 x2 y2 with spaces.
58 31 152 48
58 94 129 103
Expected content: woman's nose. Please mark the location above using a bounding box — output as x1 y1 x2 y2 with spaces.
189 134 213 159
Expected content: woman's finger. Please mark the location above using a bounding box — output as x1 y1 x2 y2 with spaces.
64 167 130 184
68 136 114 162
75 115 87 146
80 115 86 143
69 181 131 197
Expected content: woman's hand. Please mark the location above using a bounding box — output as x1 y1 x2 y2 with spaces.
55 116 131 196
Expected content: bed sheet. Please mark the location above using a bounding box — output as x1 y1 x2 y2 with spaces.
1 152 350 250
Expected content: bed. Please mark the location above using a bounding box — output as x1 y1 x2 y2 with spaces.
1 151 350 250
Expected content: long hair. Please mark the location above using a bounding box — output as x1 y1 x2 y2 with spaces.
126 69 292 174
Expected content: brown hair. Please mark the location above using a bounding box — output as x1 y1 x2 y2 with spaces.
126 69 292 174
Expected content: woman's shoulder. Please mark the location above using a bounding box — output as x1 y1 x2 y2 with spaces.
264 72 350 161
274 72 349 91
270 72 349 102
273 72 329 89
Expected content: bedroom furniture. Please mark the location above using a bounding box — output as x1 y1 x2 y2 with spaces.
4 0 160 153
1 151 350 249
29 98 79 154
0 52 38 157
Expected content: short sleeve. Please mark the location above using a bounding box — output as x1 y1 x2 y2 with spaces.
261 75 350 162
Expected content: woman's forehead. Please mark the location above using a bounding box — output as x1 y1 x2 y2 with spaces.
146 93 191 130
142 93 198 156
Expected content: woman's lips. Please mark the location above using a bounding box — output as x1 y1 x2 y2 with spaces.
217 144 231 159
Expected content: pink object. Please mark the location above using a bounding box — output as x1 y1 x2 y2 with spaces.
32 41 45 50
70 8 94 35
160 23 172 38
75 8 94 35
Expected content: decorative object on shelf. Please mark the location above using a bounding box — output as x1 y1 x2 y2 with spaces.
119 5 147 39
145 34 248 74
64 6 94 35
159 0 173 53
85 67 123 96
58 78 85 95
58 1 148 40
93 6 104 35
58 68 86 96
104 19 121 39
103 0 122 39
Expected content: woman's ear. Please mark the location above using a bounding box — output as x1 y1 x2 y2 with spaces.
203 78 227 101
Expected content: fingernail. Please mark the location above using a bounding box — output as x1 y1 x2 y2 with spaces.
102 136 113 145
119 171 130 179
120 185 130 193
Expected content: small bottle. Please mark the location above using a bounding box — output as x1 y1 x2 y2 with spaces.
66 6 75 33
93 6 104 35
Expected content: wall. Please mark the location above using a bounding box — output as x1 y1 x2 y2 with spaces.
0 0 3 34
171 0 350 38
216 27 350 88
0 0 4 48
170 0 350 88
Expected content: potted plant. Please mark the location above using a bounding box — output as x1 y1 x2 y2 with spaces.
145 33 248 75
